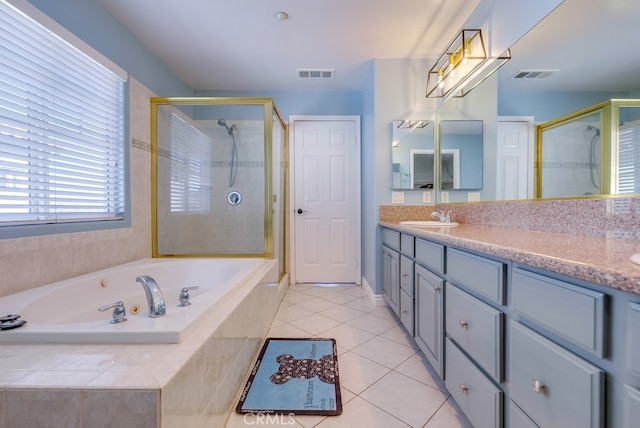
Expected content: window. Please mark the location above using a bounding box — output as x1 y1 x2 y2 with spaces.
0 0 127 234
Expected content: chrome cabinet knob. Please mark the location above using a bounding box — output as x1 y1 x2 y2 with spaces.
459 320 469 328
532 379 546 393
434 286 441 292
460 384 468 393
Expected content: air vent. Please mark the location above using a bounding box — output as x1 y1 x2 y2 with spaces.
511 69 558 79
297 69 335 79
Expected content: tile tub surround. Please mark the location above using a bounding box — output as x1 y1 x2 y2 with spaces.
380 197 640 295
0 260 287 428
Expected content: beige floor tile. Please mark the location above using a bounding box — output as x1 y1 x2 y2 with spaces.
275 305 314 323
318 305 366 323
351 336 415 369
294 313 344 335
321 323 375 350
394 353 448 392
267 323 314 338
360 371 449 427
346 312 398 335
295 297 337 313
315 396 410 428
320 291 361 305
424 397 473 427
380 324 420 350
336 351 391 395
342 297 378 313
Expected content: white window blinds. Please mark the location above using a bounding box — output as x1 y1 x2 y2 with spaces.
618 126 640 194
0 0 126 226
169 113 211 213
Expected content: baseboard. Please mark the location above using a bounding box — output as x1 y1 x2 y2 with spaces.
361 276 387 307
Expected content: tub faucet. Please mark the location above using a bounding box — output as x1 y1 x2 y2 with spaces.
431 210 452 223
136 275 166 318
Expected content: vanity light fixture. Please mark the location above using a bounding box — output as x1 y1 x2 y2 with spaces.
397 120 430 129
426 29 511 99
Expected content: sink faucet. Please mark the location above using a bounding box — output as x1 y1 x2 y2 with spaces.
431 210 451 223
136 275 166 318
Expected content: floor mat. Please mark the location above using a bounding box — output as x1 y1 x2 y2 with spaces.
235 337 342 416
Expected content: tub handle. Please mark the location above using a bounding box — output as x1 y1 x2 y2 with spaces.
178 286 200 307
98 301 127 324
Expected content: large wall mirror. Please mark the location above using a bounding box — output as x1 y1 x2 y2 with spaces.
391 120 434 189
440 120 483 189
437 0 640 202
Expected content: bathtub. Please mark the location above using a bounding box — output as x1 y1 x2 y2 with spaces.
0 258 266 344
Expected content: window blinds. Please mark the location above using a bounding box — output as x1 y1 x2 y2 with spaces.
0 0 126 226
618 126 640 194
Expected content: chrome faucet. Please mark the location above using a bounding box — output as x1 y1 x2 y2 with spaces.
431 210 452 223
136 275 166 318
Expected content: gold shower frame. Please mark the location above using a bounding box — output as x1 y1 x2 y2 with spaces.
535 99 640 198
150 97 288 265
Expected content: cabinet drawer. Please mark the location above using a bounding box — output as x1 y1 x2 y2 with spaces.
400 289 414 334
415 238 444 274
447 248 505 304
627 302 640 378
400 255 414 298
510 322 603 428
382 228 400 251
623 385 640 428
400 234 414 257
446 283 503 381
445 338 503 428
512 267 605 357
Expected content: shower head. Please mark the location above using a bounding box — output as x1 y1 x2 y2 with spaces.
217 119 236 136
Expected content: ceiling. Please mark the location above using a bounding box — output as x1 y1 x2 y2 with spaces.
95 0 640 94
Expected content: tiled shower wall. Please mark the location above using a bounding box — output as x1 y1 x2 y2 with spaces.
0 78 154 298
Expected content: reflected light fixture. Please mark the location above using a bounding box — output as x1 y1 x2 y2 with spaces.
397 120 430 129
426 29 510 99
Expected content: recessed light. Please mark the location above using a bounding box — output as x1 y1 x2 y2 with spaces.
275 11 288 21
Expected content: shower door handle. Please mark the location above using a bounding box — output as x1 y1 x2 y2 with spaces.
297 208 306 214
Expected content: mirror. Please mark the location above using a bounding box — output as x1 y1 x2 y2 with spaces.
391 120 434 189
437 0 640 202
439 120 483 189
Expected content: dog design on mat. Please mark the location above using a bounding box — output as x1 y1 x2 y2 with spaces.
270 354 337 384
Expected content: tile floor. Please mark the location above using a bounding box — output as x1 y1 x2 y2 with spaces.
226 284 473 428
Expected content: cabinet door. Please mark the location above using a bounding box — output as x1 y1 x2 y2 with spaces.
510 322 603 428
415 264 444 378
382 246 400 316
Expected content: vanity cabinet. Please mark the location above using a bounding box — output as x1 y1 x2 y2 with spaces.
415 264 445 378
381 229 400 316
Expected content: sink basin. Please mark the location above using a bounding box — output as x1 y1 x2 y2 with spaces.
631 254 640 266
400 220 458 227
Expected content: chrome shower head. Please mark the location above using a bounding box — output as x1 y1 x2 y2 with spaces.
218 119 236 135
217 119 226 127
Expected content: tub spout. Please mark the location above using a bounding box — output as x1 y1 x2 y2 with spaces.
136 275 166 318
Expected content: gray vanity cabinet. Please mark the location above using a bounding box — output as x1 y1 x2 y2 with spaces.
415 263 445 378
624 303 640 428
381 229 400 316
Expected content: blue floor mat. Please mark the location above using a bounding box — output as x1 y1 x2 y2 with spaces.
236 338 342 416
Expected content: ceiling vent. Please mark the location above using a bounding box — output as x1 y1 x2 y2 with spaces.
511 69 558 79
297 69 335 79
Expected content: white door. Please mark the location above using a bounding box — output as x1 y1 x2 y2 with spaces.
496 118 535 200
290 116 360 284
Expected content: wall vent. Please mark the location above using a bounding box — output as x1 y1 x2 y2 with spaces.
297 69 335 79
511 69 558 79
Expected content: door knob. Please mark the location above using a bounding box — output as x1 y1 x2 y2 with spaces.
297 208 305 214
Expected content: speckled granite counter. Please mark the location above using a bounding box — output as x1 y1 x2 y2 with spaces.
380 197 640 296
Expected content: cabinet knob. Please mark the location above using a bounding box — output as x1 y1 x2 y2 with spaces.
402 274 408 278
459 320 469 328
434 286 441 292
532 379 546 393
460 384 468 393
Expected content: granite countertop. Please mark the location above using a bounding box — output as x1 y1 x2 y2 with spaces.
381 221 640 296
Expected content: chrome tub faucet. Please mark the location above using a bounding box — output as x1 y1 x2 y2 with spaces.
136 275 166 318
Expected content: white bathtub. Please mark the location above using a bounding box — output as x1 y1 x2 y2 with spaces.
0 258 266 344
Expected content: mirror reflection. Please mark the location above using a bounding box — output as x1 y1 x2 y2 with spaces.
391 120 434 189
440 120 483 189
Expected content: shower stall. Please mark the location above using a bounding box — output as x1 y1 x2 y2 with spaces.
150 97 288 277
537 99 640 198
